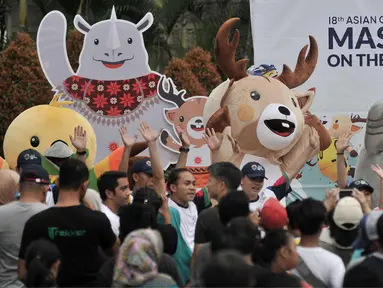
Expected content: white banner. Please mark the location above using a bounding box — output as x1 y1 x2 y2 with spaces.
250 0 383 198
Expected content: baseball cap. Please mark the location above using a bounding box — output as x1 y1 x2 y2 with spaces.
349 179 374 194
260 198 288 230
17 149 42 168
333 197 364 231
241 162 268 179
352 210 383 249
20 164 50 185
130 158 153 175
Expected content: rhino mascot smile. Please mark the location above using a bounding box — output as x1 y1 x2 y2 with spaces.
37 7 178 165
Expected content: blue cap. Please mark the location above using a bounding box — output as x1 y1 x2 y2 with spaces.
130 158 153 175
20 164 50 185
17 149 42 168
352 210 383 249
241 162 268 179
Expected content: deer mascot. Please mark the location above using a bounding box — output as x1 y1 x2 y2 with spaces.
204 18 331 197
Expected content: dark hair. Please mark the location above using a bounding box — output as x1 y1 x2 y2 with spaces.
97 171 128 201
212 217 261 255
118 203 157 242
208 162 241 190
343 263 383 287
133 187 163 214
202 250 253 287
256 272 303 287
252 229 291 266
286 200 301 231
58 159 89 190
218 190 250 226
166 168 191 192
296 198 326 236
25 239 61 288
327 209 359 247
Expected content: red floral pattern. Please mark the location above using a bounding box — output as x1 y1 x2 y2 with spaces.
63 73 160 117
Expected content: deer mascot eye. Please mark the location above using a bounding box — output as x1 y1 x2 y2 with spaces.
291 98 297 108
250 91 260 101
127 38 133 44
30 136 40 148
94 39 99 45
179 116 185 122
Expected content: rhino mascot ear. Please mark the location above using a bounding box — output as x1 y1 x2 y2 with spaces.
136 13 154 33
74 15 91 34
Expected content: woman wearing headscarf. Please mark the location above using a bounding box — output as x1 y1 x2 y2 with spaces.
113 229 177 288
0 169 19 205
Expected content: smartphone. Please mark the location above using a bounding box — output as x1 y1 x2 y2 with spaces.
339 189 353 199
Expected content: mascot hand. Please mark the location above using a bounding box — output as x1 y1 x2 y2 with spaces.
266 152 282 166
309 126 320 150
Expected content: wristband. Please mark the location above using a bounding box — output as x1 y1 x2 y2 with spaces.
77 150 87 156
336 152 344 155
179 147 190 153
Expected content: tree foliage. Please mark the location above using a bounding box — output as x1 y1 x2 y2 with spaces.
164 47 221 97
0 33 52 156
164 57 207 98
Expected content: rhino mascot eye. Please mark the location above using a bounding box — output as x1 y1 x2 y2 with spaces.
250 91 260 101
127 38 133 44
94 39 99 45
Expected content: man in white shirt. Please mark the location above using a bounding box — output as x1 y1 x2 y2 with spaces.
167 168 198 251
291 198 345 288
241 162 291 212
97 171 131 236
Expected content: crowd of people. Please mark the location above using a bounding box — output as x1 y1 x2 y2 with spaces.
0 122 383 287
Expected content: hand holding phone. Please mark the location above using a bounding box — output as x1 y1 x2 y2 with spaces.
339 189 353 199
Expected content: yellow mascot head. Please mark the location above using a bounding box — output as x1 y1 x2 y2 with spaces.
3 94 97 169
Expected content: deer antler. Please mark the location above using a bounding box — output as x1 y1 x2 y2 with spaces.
157 77 186 107
276 36 318 89
214 18 248 81
351 114 367 123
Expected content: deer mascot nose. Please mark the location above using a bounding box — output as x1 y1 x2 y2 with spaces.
278 106 291 116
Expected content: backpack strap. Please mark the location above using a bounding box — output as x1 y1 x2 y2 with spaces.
295 256 327 288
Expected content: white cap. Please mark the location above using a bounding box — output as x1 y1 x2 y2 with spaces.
333 197 364 231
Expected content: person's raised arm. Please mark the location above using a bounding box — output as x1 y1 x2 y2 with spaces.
139 122 165 196
118 126 137 173
371 164 383 208
227 135 244 168
70 125 88 163
175 126 191 169
203 128 224 164
335 132 352 188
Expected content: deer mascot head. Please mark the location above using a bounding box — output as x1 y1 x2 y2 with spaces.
204 18 318 160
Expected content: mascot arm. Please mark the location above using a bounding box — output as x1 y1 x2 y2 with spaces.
305 114 331 151
281 125 320 180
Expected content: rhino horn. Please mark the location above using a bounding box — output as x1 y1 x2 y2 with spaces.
107 6 121 50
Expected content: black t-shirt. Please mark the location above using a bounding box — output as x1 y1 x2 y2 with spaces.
157 224 178 255
194 206 224 244
344 255 383 287
19 205 116 287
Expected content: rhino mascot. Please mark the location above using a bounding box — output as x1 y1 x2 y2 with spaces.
355 101 383 208
37 7 178 165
